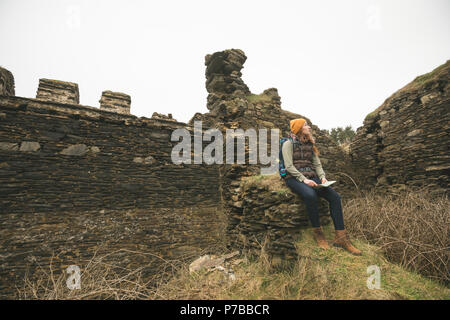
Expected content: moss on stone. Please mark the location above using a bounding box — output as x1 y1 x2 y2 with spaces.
364 111 378 121
241 173 287 193
362 60 449 125
412 60 449 86
246 93 273 104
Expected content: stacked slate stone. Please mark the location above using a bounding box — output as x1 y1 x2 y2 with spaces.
193 49 359 264
228 174 330 265
203 49 251 122
350 60 450 194
349 114 381 187
205 48 250 96
99 90 131 114
151 112 176 121
262 88 281 106
0 67 15 96
36 78 80 104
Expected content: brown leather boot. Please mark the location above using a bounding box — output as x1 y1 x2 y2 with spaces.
333 229 362 255
312 227 330 250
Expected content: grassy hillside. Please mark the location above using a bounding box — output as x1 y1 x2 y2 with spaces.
152 224 449 300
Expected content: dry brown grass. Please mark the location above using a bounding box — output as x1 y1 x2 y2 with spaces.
17 227 449 300
17 247 206 300
343 186 449 285
149 225 449 300
16 185 449 300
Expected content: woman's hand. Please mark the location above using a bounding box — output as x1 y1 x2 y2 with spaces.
321 178 328 184
303 178 318 187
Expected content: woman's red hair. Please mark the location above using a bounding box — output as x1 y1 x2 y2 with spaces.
297 130 320 156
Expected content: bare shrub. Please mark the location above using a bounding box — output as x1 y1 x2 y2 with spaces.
17 248 205 300
343 187 449 284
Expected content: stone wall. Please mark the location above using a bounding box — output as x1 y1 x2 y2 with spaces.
350 60 450 194
0 93 226 298
0 96 221 212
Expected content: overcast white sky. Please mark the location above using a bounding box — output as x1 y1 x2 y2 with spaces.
1 0 449 131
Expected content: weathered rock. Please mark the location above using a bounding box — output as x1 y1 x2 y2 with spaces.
99 91 131 114
189 255 213 272
90 146 100 153
36 79 80 104
204 49 251 115
19 141 40 152
133 155 157 165
60 144 88 156
189 251 239 280
0 142 18 151
143 155 156 164
0 67 15 96
151 112 176 121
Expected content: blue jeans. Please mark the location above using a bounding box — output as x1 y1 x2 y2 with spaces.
285 176 345 230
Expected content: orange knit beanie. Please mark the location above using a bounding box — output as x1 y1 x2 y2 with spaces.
290 118 306 135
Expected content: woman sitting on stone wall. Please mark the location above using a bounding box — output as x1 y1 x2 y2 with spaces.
282 118 361 255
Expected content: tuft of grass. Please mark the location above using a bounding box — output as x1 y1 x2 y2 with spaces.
363 60 449 123
241 173 286 193
276 189 290 196
364 110 379 122
412 60 449 86
246 93 273 104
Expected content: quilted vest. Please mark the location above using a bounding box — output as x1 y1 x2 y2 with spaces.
286 140 317 179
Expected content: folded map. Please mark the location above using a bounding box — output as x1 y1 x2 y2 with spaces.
313 180 336 189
